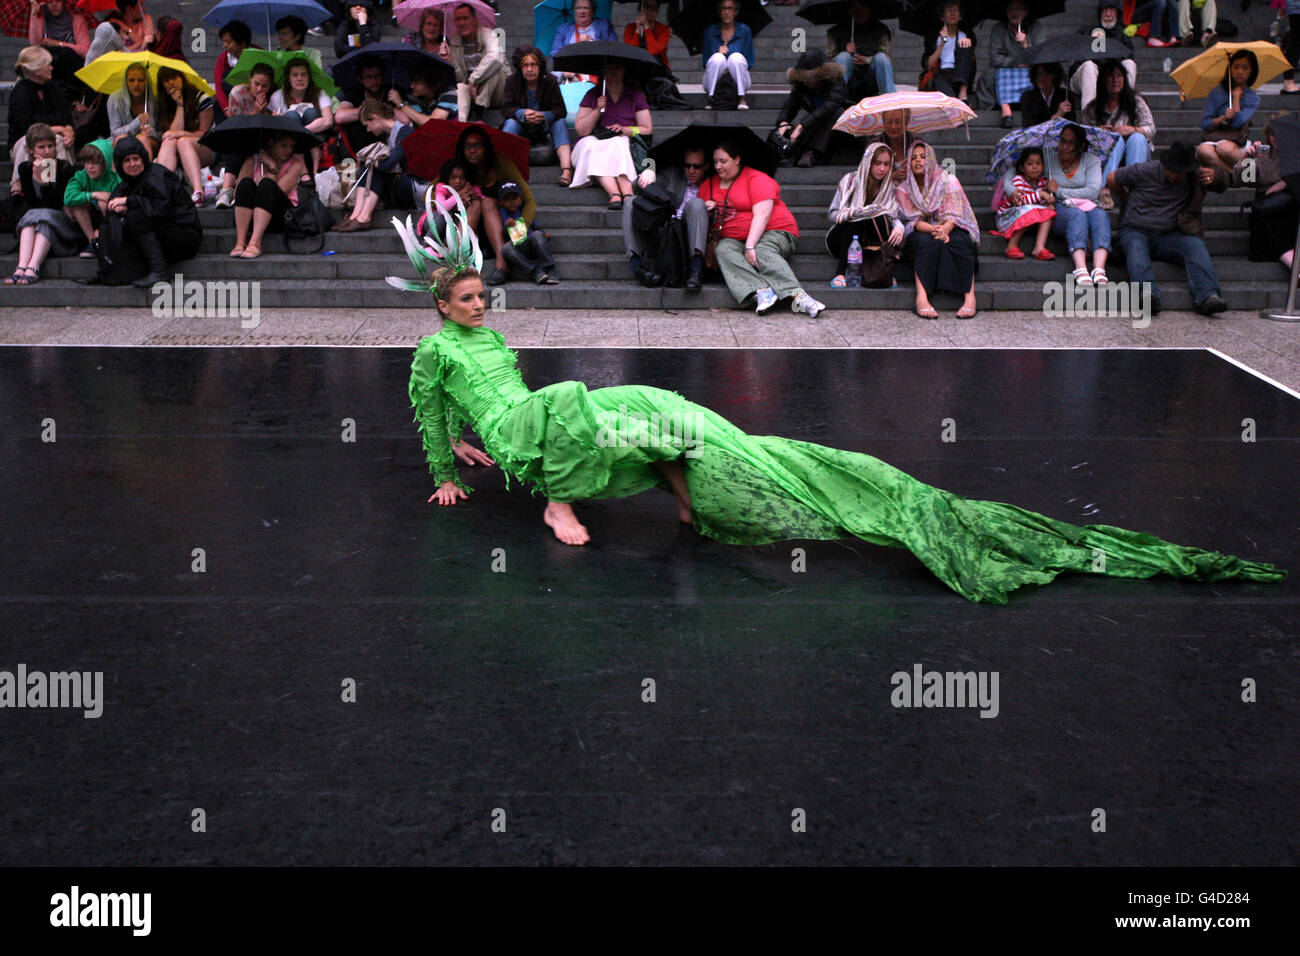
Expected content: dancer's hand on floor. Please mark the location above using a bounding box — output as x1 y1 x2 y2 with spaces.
452 439 495 467
429 481 467 506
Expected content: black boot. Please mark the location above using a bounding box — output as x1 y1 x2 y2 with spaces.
132 230 168 288
685 253 703 292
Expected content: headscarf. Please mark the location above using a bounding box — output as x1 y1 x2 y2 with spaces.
113 134 149 183
897 141 979 242
830 141 899 224
87 20 127 62
152 19 186 60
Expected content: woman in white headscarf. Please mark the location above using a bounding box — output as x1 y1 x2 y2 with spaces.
896 140 980 319
825 141 904 288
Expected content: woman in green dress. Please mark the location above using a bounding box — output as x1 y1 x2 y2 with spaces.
397 204 1285 605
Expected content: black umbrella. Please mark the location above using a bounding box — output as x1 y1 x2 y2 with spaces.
1012 34 1130 68
330 42 455 94
647 122 779 178
1260 113 1300 321
551 39 667 80
898 0 993 38
669 0 773 59
796 0 904 25
994 0 1064 20
200 113 323 157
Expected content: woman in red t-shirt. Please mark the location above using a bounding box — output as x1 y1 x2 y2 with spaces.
697 140 825 316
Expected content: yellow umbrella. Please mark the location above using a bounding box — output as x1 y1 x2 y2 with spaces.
76 51 216 98
1170 41 1292 101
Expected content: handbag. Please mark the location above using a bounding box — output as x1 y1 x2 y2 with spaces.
283 176 332 253
704 186 730 271
766 128 793 163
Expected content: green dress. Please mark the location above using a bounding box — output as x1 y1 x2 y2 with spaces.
409 320 1286 604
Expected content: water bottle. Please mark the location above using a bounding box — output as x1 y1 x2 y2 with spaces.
846 235 863 288
1162 57 1172 75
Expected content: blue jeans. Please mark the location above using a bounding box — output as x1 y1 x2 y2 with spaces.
1118 226 1221 304
504 114 570 149
833 51 896 95
1104 132 1151 176
1132 0 1177 37
1051 204 1111 253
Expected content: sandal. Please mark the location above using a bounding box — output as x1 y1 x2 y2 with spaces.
830 274 847 288
13 265 39 285
3 269 25 285
1071 267 1093 287
607 196 623 211
240 243 262 259
1033 248 1056 261
229 244 246 257
915 305 939 320
556 166 573 187
1004 246 1025 259
956 305 977 319
1091 267 1109 285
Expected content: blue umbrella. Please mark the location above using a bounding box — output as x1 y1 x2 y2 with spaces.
201 0 332 38
533 0 615 56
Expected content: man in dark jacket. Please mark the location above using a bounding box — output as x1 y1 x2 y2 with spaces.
1069 1 1136 115
1109 141 1228 316
775 50 848 168
104 136 203 287
827 0 896 98
622 146 711 291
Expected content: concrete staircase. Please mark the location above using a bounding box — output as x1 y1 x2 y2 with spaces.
2 0 1295 312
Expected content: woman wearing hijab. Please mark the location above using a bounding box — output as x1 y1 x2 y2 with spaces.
825 142 905 288
101 135 202 287
896 141 980 320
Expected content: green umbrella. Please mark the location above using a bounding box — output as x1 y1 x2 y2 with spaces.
227 49 338 96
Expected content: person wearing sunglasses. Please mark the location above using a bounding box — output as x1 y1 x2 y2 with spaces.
622 147 712 291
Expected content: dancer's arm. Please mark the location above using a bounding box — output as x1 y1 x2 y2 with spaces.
410 343 468 503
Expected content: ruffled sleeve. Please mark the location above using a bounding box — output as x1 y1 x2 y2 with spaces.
409 336 468 491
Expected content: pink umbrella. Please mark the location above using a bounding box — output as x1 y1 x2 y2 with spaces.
393 0 496 38
834 91 975 138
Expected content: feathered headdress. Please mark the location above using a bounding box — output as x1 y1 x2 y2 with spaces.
385 186 484 297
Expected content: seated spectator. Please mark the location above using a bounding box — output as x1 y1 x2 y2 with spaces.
1069 3 1136 113
335 57 391 149
277 15 320 65
870 108 918 183
1108 140 1229 315
388 68 457 128
1019 62 1071 127
570 63 651 208
698 139 825 316
702 0 754 110
452 125 535 285
153 67 215 206
1198 48 1260 172
496 180 559 285
107 61 156 159
271 57 335 164
1230 112 1297 269
8 46 75 192
215 21 254 115
502 45 571 186
27 0 89 101
1128 0 1178 48
152 16 186 60
212 64 274 208
828 0 896 100
551 0 615 83
625 0 671 72
335 3 381 58
4 124 77 286
229 132 308 258
921 0 976 102
445 2 509 121
1040 122 1110 286
116 0 154 54
990 146 1056 260
86 17 128 64
987 0 1046 128
1282 1 1300 95
64 138 119 253
404 9 444 56
774 49 847 168
432 158 484 233
1177 0 1216 47
623 146 710 290
334 100 424 232
826 142 904 288
1084 59 1155 207
102 134 202 287
896 141 980 318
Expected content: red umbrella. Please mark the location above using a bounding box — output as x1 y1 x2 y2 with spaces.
77 0 120 12
403 120 531 184
1 0 29 38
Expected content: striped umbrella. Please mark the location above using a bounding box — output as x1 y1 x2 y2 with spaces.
833 91 975 137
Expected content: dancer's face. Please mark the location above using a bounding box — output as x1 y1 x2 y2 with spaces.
439 276 486 327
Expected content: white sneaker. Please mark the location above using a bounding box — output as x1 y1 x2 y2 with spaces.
792 291 825 317
214 187 235 208
754 287 778 312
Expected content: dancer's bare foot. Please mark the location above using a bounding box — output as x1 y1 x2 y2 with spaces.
544 501 590 545
652 460 693 523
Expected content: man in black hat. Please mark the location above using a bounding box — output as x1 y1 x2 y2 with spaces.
1108 140 1230 316
774 49 848 168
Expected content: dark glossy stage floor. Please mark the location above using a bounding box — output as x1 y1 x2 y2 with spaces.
1 346 1296 866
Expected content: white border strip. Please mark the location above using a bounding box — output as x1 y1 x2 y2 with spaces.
1207 347 1300 400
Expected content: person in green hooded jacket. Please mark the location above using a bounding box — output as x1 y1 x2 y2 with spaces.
63 138 121 252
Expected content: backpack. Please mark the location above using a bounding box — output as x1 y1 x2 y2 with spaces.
87 212 147 285
631 180 674 235
283 176 332 253
655 217 688 288
710 72 739 110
